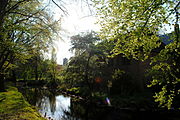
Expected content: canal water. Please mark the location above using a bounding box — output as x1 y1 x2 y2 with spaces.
19 88 77 120
36 95 71 120
19 88 180 120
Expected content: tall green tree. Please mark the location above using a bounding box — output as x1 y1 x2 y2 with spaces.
70 32 100 94
95 0 180 108
0 0 60 91
48 47 59 87
63 31 108 95
64 31 115 96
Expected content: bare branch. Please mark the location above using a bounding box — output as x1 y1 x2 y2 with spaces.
52 0 68 15
163 1 180 23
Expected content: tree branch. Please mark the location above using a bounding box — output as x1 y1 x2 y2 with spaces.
52 0 68 15
163 1 180 23
5 0 28 15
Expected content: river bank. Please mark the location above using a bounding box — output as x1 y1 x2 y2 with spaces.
1 82 179 120
0 83 45 120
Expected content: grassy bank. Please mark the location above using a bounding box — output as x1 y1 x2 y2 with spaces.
0 85 45 120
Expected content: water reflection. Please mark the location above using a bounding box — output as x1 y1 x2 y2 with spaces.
36 95 71 120
19 88 180 120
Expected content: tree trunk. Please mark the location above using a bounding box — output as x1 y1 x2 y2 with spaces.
0 0 8 26
84 54 93 97
35 56 39 81
12 70 16 82
0 73 5 92
0 0 8 92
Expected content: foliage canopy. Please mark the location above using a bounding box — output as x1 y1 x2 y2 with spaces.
95 0 180 109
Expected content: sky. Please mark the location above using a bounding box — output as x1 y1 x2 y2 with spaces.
50 0 100 64
46 0 177 64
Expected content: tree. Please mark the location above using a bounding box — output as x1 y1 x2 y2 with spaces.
0 0 60 91
64 31 117 96
95 0 180 109
62 31 109 96
47 47 59 88
70 32 100 95
14 54 51 81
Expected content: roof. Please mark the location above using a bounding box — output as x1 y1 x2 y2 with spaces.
159 34 173 45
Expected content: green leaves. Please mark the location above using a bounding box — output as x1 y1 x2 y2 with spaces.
96 0 177 59
95 0 180 109
154 85 176 109
0 0 60 72
148 40 180 108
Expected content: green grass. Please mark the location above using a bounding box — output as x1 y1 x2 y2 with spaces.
0 86 45 120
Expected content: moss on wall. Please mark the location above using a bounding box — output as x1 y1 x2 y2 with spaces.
0 85 45 120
